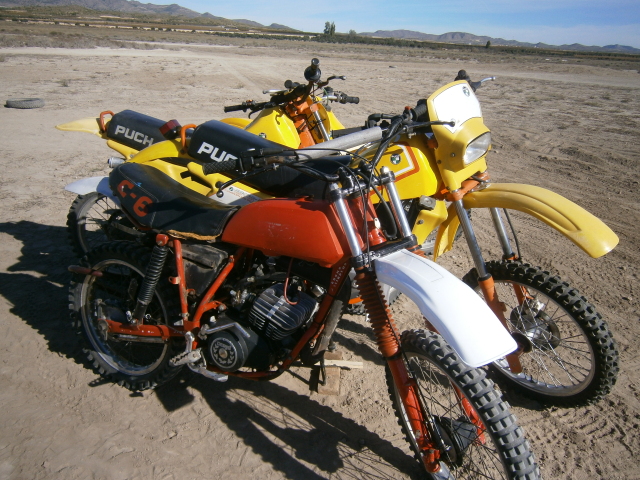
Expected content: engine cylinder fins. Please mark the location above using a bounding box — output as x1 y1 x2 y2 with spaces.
353 269 401 358
248 283 316 341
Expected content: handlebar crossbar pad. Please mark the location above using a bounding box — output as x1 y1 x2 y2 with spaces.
106 110 167 150
189 120 288 173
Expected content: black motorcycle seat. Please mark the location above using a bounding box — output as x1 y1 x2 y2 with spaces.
106 110 167 150
109 163 239 239
189 120 352 199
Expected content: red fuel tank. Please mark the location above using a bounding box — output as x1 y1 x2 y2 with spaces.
221 198 352 267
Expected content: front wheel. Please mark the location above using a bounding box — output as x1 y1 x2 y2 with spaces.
463 260 619 407
387 330 539 479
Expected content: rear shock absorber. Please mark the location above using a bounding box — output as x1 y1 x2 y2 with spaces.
131 235 169 324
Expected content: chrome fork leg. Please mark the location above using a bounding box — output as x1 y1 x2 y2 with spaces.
490 208 515 258
453 199 488 278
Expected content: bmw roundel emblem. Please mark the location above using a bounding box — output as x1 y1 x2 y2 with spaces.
462 86 471 97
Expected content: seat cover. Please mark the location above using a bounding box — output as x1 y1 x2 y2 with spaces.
189 120 351 199
109 163 239 238
106 110 167 150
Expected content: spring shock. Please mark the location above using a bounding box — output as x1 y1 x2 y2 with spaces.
353 267 401 358
131 239 169 324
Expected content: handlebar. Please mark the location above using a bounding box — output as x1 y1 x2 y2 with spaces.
223 100 271 113
455 69 496 92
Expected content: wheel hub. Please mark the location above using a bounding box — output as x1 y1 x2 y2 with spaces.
432 416 478 467
510 302 561 351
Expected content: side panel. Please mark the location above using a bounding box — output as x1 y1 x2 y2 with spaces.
463 183 619 258
221 199 350 267
374 249 517 367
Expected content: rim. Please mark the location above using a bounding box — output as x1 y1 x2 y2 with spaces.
80 258 169 375
488 280 596 396
77 195 123 252
395 351 509 479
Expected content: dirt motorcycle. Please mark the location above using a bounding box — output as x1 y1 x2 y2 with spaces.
59 58 357 257
59 63 619 408
68 116 540 479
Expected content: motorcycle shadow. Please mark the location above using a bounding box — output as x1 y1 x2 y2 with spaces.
155 371 422 479
0 220 83 362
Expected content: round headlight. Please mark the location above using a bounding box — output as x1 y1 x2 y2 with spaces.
464 132 491 165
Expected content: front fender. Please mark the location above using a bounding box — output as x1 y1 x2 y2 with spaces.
434 183 619 260
374 250 516 367
465 183 618 258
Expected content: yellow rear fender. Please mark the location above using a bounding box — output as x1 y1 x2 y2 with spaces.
56 117 105 137
435 183 619 260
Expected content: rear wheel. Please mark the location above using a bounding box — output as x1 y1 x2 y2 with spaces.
387 330 539 479
463 260 619 407
67 193 141 257
69 242 183 390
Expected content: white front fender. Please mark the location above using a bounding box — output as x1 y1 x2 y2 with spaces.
65 176 120 205
374 249 516 367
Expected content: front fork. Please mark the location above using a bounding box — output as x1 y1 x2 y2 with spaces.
454 200 524 373
332 172 445 474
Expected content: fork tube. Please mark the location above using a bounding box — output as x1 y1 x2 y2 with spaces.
453 199 488 278
329 183 363 257
312 110 331 141
456 201 524 373
380 167 413 238
489 208 515 258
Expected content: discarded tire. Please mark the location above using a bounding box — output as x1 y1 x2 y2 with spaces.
5 98 45 109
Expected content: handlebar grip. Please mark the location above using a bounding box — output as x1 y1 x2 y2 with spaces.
202 159 240 175
223 104 246 113
414 101 427 116
343 95 359 104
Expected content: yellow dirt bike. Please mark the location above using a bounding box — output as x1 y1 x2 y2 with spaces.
59 58 356 256
59 68 619 408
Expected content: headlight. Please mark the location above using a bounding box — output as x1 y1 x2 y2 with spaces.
464 132 491 165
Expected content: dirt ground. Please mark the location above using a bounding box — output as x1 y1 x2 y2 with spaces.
0 41 639 480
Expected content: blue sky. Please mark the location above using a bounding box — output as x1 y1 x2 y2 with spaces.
163 0 640 48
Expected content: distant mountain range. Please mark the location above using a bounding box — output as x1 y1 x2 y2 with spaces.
359 30 640 54
232 18 296 31
0 0 297 30
1 0 637 52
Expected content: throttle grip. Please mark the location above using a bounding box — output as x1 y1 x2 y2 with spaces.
342 95 360 104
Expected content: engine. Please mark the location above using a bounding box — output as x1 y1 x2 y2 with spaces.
203 282 318 372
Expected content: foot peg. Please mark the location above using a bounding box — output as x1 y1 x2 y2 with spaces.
170 349 202 367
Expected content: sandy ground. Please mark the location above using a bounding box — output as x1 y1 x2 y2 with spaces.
0 42 639 479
